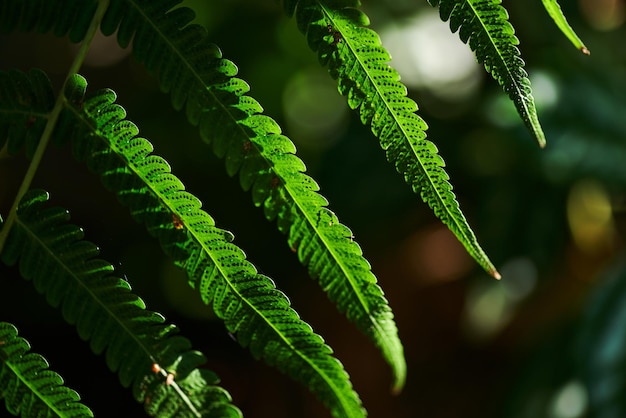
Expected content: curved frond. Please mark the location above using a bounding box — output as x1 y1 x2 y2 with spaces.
58 75 365 418
540 0 589 54
0 321 93 418
1 189 241 418
428 0 546 147
97 0 406 390
284 0 499 280
0 68 54 158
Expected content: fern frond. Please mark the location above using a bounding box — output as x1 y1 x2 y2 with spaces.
428 0 546 147
58 75 366 418
1 189 242 418
284 0 500 280
0 321 94 418
95 0 406 390
540 0 589 55
0 68 54 158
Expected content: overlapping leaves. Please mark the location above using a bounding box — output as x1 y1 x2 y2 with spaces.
61 75 364 418
1 189 241 418
284 0 499 280
97 0 406 390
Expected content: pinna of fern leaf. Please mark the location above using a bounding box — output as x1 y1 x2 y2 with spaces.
55 73 367 418
540 0 589 55
1 188 242 418
0 321 94 418
428 0 546 147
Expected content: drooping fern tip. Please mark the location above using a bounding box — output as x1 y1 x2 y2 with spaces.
540 0 590 55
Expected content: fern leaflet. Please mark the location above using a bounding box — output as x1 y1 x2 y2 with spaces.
1 189 242 418
540 0 589 54
0 321 94 418
57 74 365 418
284 0 500 280
428 0 546 147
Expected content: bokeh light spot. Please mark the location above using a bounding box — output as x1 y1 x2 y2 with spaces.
378 9 482 101
463 257 537 341
549 380 588 418
500 257 538 302
580 0 625 31
567 179 615 254
405 226 473 283
530 70 560 112
464 280 511 341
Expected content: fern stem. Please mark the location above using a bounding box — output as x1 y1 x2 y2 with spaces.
0 0 110 254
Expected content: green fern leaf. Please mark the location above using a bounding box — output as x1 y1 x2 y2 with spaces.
96 0 406 390
284 0 500 280
59 76 365 418
540 0 589 54
1 189 242 418
428 0 546 147
0 68 54 158
0 321 94 418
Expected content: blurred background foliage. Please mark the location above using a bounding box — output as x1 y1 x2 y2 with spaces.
1 0 626 417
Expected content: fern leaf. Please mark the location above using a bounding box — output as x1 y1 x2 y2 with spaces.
1 189 242 418
284 0 500 280
59 75 365 418
0 321 94 418
96 0 406 390
0 68 54 158
540 0 589 55
428 0 546 147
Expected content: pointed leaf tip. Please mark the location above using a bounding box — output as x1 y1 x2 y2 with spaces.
493 270 502 280
538 137 547 149
534 126 547 148
541 0 589 55
391 366 406 395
